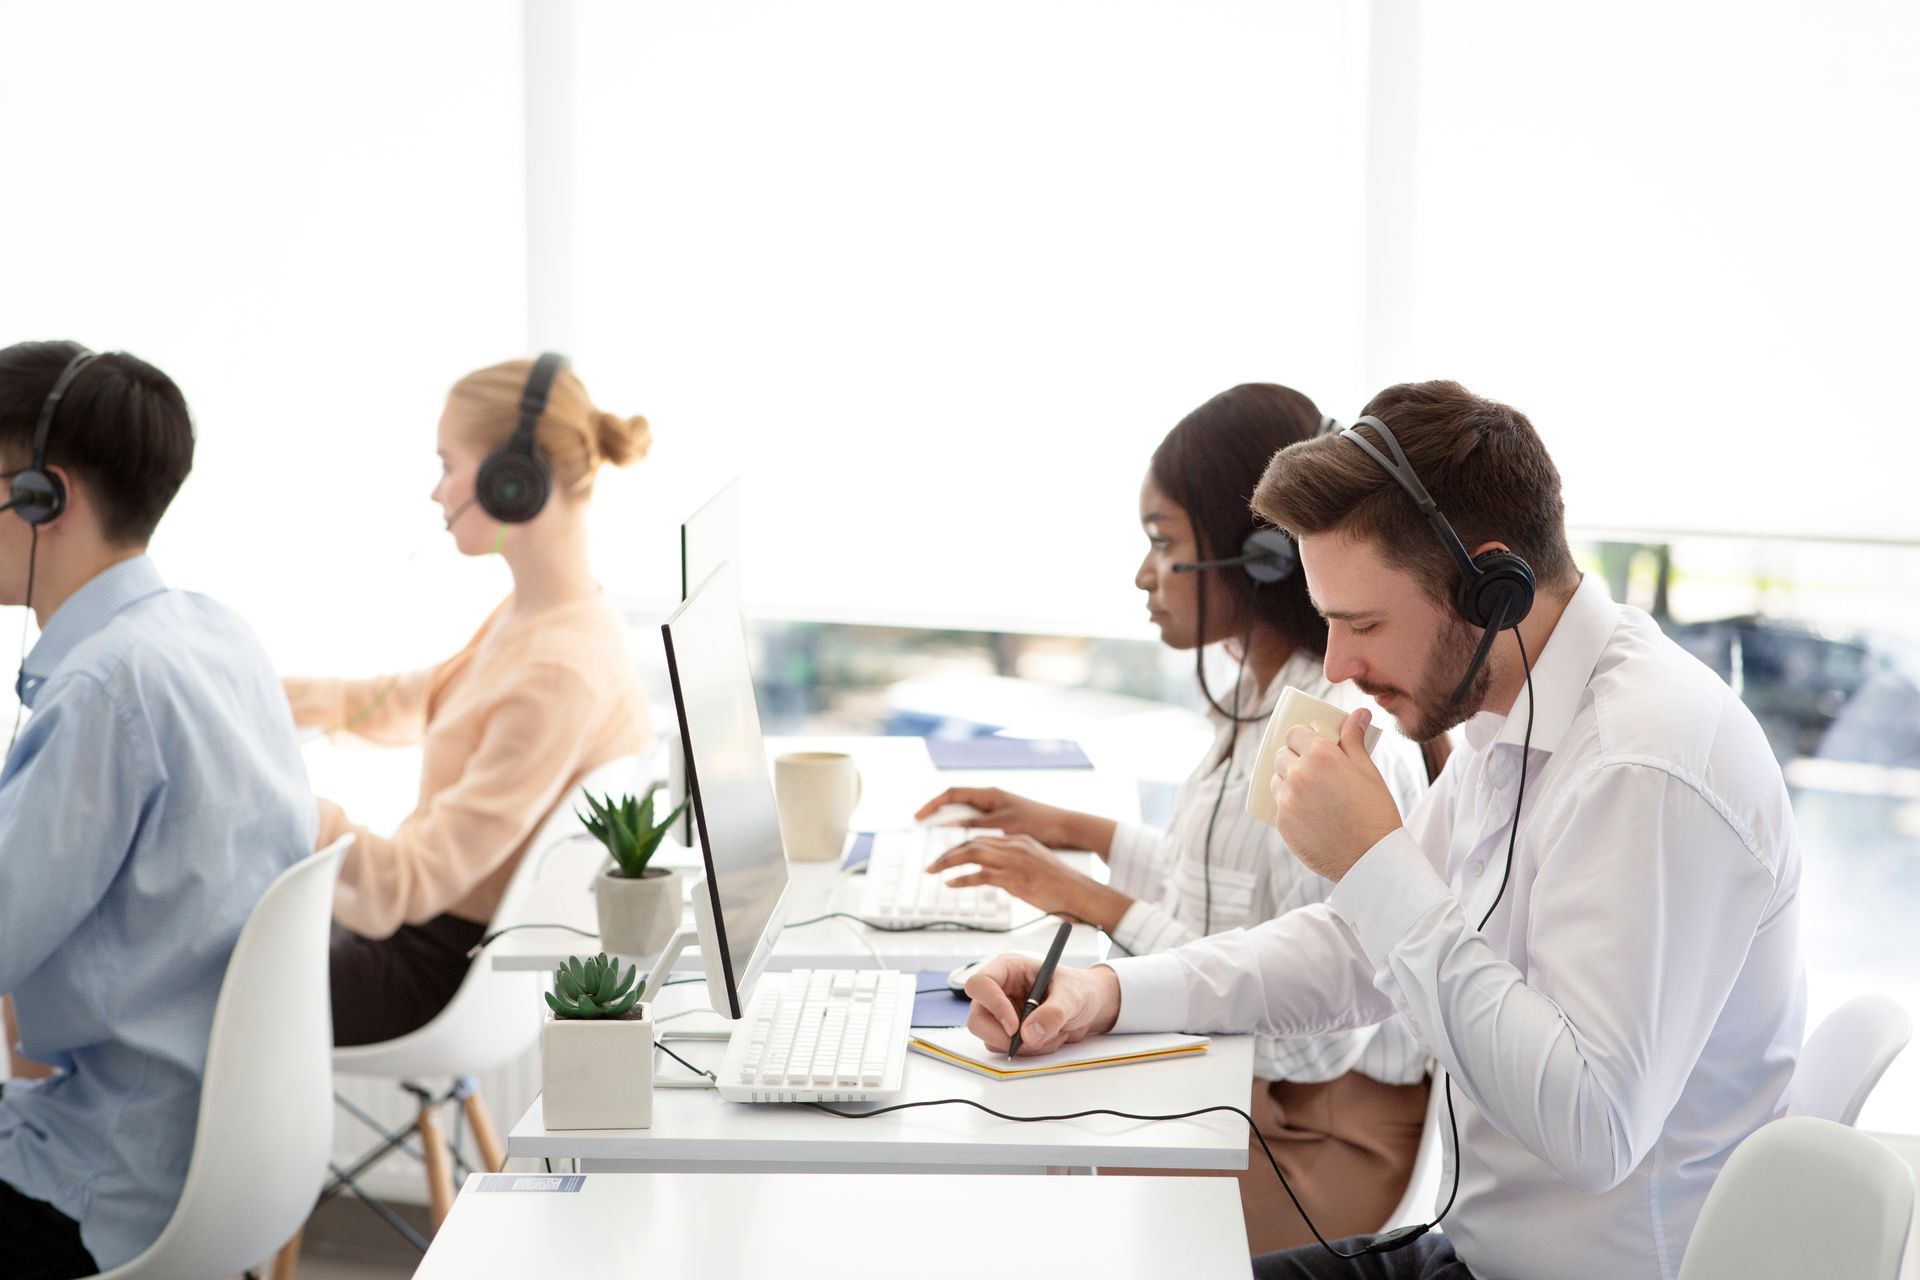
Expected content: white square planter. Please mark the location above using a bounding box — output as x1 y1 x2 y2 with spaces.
541 1008 654 1130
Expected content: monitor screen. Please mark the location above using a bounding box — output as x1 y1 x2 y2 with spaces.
661 563 788 1018
680 477 740 603
674 477 741 845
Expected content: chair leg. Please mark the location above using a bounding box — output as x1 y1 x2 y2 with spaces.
270 1226 304 1280
461 1086 506 1173
416 1101 457 1229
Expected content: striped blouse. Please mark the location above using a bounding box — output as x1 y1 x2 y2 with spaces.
1106 651 1432 1085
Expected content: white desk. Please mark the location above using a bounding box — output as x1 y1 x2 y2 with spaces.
507 994 1254 1175
415 1171 1253 1279
488 734 1138 975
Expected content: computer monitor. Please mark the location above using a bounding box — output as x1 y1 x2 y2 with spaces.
672 477 741 845
661 562 790 1020
680 477 740 604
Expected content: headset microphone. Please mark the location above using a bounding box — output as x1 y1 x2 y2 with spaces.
442 496 479 532
1171 527 1298 584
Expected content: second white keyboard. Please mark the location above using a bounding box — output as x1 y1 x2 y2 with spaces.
857 826 1014 929
716 969 916 1104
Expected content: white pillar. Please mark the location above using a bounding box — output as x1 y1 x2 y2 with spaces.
524 0 576 355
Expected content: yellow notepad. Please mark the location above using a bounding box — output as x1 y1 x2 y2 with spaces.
909 1027 1210 1080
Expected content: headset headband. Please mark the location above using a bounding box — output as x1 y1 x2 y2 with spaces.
513 351 568 449
1339 415 1480 581
32 349 98 470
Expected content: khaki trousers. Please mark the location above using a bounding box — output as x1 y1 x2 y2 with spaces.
1107 1070 1431 1256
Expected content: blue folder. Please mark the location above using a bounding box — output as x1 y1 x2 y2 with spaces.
924 736 1092 770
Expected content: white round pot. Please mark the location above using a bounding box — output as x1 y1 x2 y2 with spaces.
594 865 681 956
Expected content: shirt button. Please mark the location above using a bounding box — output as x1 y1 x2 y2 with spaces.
1473 862 1486 876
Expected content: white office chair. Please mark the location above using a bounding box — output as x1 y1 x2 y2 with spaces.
1379 1074 1448 1232
91 837 351 1280
324 756 649 1245
1677 1116 1914 1280
1788 994 1913 1127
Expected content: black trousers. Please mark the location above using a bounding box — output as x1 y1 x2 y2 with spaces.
329 913 488 1047
1253 1233 1472 1279
0 1180 96 1280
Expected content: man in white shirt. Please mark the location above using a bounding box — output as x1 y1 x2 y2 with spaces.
963 380 1804 1280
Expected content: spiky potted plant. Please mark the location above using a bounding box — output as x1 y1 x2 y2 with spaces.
541 953 654 1129
582 788 687 957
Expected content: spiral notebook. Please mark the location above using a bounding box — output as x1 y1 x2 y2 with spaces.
909 1027 1210 1080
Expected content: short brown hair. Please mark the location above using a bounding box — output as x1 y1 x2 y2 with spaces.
0 340 194 546
1251 380 1576 602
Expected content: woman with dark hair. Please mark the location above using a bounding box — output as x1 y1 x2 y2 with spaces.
917 383 1433 1252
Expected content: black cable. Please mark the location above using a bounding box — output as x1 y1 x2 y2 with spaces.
467 921 601 957
1200 604 1259 935
805 1097 1392 1259
653 1039 717 1083
7 527 39 757
783 911 1055 934
1431 624 1534 1229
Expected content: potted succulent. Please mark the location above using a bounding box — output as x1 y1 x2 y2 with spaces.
541 953 653 1129
581 788 688 957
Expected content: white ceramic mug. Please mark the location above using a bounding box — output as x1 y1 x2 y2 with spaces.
1245 686 1385 828
773 752 864 862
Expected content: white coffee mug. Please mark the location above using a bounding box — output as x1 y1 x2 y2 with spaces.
773 752 864 862
1245 686 1384 828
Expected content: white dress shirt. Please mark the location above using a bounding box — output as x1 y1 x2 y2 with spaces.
1107 574 1805 1280
1106 651 1432 1085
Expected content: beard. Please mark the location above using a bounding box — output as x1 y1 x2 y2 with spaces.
1357 610 1493 744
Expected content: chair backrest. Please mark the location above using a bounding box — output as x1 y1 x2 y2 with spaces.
1788 994 1913 1126
1677 1116 1914 1280
331 755 650 1077
97 837 351 1280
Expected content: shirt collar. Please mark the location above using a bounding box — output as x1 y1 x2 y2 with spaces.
1460 572 1619 758
18 555 169 707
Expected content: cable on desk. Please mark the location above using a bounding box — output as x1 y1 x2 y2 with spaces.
783 911 1056 934
804 1096 1417 1261
654 1039 718 1084
466 922 600 958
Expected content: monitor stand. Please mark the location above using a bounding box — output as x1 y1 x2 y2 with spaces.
644 876 738 1089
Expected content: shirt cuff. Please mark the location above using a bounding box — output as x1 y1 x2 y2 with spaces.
1325 827 1454 968
1110 899 1169 957
1102 953 1191 1033
1104 821 1165 899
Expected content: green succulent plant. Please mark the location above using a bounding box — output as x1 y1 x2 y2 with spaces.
545 953 645 1019
578 788 688 879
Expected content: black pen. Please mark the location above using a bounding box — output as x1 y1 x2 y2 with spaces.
1007 919 1075 1060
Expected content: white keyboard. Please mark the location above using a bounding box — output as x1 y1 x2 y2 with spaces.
857 826 1014 929
716 969 916 1104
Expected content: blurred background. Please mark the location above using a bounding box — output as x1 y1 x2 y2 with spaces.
3 0 1918 1139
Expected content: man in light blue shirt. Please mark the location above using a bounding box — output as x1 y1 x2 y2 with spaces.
0 341 315 1276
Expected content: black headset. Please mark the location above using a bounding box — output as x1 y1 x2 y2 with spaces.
474 351 567 523
1339 414 1536 702
1311 408 1540 1259
1171 524 1299 933
5 348 97 527
1171 526 1298 584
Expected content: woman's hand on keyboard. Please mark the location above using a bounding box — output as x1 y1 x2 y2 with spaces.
963 954 1121 1056
914 787 1115 855
928 835 1131 930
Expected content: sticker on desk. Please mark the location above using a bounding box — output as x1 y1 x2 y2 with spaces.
474 1174 586 1193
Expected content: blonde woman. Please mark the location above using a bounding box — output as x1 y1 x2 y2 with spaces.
285 354 652 1045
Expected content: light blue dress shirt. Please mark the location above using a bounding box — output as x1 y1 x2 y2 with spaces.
0 555 315 1270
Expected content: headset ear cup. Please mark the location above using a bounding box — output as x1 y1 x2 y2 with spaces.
1458 551 1536 630
1239 527 1299 584
9 469 66 527
475 449 552 524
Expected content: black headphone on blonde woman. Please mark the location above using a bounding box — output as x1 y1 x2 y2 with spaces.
474 352 568 523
